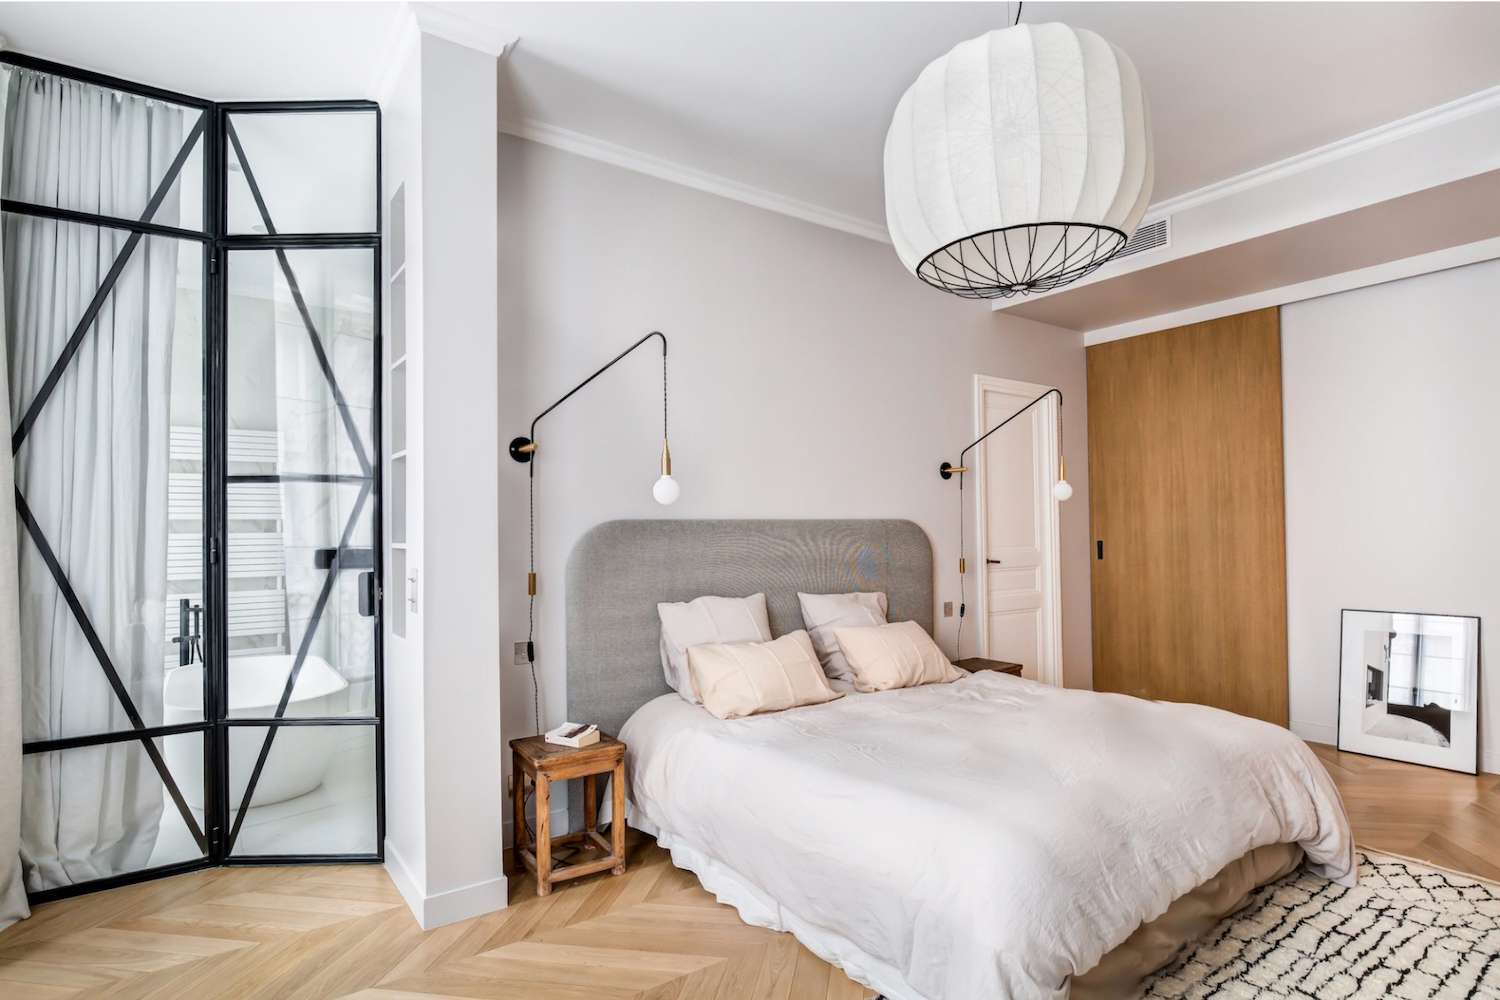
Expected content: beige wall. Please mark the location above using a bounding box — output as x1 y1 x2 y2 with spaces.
496 136 1092 830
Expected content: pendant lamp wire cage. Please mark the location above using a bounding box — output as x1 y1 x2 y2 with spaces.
917 222 1126 300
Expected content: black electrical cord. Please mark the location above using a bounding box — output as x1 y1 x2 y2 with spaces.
956 470 966 657
527 469 540 737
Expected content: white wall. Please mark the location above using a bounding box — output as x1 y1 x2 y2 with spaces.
496 137 1092 839
1283 259 1499 773
379 13 425 916
381 27 506 928
413 33 505 917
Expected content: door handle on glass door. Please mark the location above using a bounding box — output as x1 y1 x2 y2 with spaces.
358 571 377 617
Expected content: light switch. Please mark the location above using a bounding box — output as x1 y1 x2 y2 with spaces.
943 601 954 618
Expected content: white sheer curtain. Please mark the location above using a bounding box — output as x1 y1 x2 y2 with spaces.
3 67 185 893
0 67 31 930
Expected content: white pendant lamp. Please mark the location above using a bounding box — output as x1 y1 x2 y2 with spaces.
884 20 1154 299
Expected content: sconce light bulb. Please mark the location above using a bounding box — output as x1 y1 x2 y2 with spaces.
653 474 681 505
1052 479 1074 502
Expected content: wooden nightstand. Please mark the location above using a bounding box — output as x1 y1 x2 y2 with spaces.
955 657 1024 677
510 733 627 896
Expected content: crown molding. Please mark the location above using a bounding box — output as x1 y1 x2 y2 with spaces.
498 117 892 245
1146 82 1500 220
411 2 516 59
500 81 1500 263
370 2 515 100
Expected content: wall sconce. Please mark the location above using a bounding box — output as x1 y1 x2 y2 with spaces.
939 387 1068 648
509 330 674 731
939 387 1069 498
508 330 676 505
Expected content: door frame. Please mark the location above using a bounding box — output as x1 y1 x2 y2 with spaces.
971 374 1064 687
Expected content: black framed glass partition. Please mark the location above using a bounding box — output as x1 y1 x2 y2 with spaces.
2 53 383 902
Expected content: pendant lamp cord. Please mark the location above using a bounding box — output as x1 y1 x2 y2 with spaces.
1013 2 1023 26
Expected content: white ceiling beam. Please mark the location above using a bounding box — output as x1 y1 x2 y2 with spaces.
991 82 1500 321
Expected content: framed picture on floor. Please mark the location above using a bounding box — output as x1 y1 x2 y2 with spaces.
1337 609 1481 774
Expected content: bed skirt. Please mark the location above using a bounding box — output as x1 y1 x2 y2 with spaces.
632 806 1303 1000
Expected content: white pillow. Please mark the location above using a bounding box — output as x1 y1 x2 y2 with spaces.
687 630 842 720
657 593 772 703
832 620 963 692
797 591 888 682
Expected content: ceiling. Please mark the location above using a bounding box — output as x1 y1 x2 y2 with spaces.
4 2 1500 235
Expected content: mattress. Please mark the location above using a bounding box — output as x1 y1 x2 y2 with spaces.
621 672 1354 1000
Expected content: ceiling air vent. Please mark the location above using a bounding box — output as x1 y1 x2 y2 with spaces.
1116 217 1170 261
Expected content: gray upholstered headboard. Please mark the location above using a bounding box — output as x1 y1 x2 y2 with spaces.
566 519 933 737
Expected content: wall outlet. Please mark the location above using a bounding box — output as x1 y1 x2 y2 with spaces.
943 601 954 618
513 641 529 666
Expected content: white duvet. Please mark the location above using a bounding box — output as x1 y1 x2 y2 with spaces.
621 672 1355 1000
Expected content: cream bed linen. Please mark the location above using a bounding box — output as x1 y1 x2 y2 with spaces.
621 672 1354 1000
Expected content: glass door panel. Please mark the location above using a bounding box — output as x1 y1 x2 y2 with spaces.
4 55 213 898
226 725 378 857
225 110 377 235
20 733 209 893
1 65 208 231
222 240 378 856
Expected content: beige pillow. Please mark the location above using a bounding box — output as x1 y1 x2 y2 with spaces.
797 591 888 682
657 593 772 703
687 630 843 720
832 620 963 692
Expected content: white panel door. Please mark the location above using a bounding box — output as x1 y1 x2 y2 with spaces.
977 380 1060 683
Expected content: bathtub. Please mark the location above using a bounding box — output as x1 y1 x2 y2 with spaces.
164 654 350 809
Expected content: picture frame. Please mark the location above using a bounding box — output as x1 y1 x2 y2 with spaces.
1337 609 1481 774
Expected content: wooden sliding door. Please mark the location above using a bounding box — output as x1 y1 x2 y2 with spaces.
1086 307 1288 725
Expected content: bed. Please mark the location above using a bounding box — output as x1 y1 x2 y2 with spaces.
567 519 1355 1000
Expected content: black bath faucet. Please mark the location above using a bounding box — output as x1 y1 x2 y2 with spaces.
171 598 204 667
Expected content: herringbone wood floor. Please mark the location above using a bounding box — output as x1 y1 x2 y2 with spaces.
1310 741 1500 881
0 829 873 1000
3 745 1494 1000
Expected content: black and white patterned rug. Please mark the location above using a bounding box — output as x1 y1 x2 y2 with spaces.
1143 851 1500 999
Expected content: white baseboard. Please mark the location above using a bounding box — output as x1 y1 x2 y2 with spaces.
420 872 509 930
1291 719 1338 746
383 839 426 925
384 838 509 930
1484 749 1499 776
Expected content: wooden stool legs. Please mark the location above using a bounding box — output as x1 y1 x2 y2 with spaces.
611 759 625 875
510 748 628 896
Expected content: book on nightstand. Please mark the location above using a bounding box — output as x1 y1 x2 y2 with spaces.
544 722 600 748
